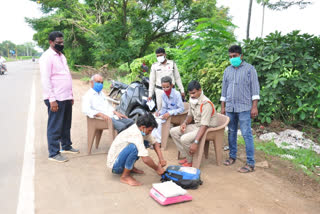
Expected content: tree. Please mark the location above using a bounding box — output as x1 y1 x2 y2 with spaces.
246 0 312 39
246 0 254 39
0 41 39 57
27 0 221 68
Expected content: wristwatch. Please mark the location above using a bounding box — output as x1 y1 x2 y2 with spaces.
194 140 199 144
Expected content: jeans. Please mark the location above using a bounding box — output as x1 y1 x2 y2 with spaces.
226 110 255 166
44 99 73 158
112 144 139 174
111 118 134 133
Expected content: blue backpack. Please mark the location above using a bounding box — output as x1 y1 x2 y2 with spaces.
161 165 203 189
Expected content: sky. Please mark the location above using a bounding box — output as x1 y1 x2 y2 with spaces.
216 0 320 41
0 0 319 49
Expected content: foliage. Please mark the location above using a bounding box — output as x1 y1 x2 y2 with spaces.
128 48 184 82
265 0 312 10
243 31 320 127
27 0 221 68
126 12 236 106
0 41 39 57
177 13 236 103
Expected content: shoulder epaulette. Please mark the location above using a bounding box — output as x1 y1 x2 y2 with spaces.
200 100 215 117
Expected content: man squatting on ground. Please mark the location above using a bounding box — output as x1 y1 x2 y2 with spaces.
170 80 218 167
39 31 79 163
107 113 166 186
221 45 260 173
151 76 184 143
148 47 185 110
82 74 134 133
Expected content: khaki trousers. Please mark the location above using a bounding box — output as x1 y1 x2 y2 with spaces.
155 88 164 110
170 124 199 163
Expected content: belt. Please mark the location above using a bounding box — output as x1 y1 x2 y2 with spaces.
155 85 175 90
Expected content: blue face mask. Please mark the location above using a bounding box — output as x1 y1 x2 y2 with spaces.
141 131 146 136
230 56 242 67
93 82 103 93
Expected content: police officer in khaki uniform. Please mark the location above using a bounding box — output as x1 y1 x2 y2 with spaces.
170 80 218 167
148 48 185 110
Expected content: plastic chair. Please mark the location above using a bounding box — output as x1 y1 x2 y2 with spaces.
161 102 189 150
86 116 116 154
192 113 230 168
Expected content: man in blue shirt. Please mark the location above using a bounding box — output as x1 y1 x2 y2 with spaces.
220 45 260 173
152 76 184 143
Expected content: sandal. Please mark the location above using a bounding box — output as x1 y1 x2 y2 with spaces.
223 158 236 166
238 165 255 173
178 158 187 165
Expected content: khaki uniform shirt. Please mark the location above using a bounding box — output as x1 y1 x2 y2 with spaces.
149 59 184 97
106 124 156 168
187 94 218 127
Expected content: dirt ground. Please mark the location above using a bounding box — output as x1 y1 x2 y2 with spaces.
34 74 320 214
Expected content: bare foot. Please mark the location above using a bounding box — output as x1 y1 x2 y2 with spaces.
132 167 144 174
120 176 142 186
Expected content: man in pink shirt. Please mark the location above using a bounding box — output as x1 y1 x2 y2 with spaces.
39 31 79 162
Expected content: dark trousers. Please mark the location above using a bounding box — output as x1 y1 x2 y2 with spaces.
45 99 73 157
111 118 134 133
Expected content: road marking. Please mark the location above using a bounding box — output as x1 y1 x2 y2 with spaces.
16 79 35 214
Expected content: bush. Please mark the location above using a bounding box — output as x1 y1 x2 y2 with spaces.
243 31 320 127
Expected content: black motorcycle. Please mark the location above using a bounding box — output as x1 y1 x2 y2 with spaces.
108 63 149 101
108 80 128 100
116 72 156 121
0 63 7 75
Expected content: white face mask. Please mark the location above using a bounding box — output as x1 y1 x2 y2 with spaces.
157 56 166 63
189 98 199 105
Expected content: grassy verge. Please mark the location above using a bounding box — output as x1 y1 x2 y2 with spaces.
4 56 37 61
237 136 320 179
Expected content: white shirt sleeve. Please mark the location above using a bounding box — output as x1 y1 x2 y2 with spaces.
82 91 99 118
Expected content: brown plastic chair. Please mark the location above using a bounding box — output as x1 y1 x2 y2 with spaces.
161 102 189 150
192 113 230 168
86 116 116 154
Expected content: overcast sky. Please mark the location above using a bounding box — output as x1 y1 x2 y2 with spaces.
0 0 319 48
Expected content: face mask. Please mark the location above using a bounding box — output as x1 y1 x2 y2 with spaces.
230 56 242 67
164 88 172 96
157 56 166 63
93 82 103 93
140 130 146 136
189 98 199 105
54 44 64 52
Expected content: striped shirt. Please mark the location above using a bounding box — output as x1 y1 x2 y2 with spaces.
220 61 260 113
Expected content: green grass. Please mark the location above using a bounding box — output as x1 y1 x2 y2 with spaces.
80 77 90 82
4 56 37 61
236 135 320 177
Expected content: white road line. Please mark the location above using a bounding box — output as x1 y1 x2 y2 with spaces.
16 79 35 214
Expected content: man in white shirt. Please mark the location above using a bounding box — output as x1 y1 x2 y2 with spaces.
82 74 134 133
107 113 166 186
0 55 7 72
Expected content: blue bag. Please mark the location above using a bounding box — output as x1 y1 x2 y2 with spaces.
161 165 203 189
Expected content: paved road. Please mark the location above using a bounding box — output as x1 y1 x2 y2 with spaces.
0 61 37 214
